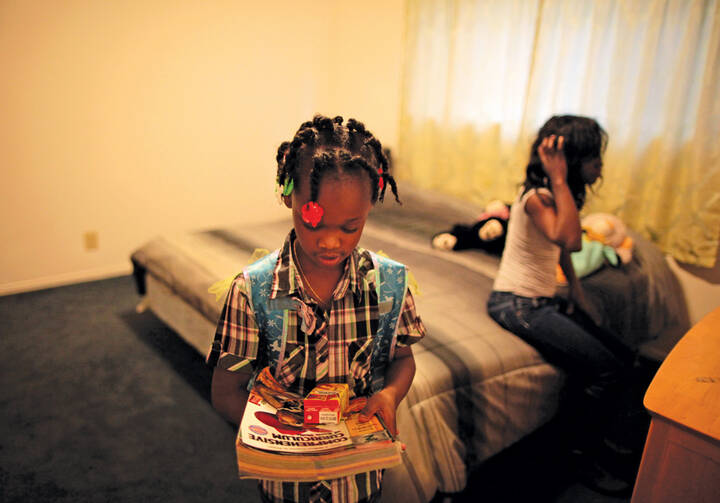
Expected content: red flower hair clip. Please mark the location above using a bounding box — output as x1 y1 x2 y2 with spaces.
301 201 324 228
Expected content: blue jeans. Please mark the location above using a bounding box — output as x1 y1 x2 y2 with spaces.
486 290 631 412
488 291 639 455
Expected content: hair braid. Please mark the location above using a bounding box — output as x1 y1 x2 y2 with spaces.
309 151 337 202
344 156 380 198
346 118 397 203
276 114 401 205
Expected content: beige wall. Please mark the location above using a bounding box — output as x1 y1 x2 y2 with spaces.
0 0 406 294
2 0 717 327
667 249 720 327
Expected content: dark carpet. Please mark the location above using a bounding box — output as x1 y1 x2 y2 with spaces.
1 275 644 502
0 275 260 503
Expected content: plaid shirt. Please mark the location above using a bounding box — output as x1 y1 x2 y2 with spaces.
207 231 426 503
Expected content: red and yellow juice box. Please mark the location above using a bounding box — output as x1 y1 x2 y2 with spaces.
303 383 350 424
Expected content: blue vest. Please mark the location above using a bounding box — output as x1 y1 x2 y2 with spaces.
243 249 407 393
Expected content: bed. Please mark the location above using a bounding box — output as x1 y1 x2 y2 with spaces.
130 186 690 502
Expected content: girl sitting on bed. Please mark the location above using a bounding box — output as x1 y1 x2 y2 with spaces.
486 115 636 495
207 115 426 503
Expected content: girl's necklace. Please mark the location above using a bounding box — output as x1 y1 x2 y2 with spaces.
293 241 327 306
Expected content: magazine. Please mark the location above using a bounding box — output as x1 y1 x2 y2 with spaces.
240 390 355 453
236 390 404 481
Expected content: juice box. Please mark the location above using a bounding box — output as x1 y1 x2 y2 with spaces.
303 383 350 424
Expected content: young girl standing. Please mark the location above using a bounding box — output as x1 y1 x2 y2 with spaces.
487 115 635 494
207 115 426 503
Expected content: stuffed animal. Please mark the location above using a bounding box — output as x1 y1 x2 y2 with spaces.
581 213 634 264
431 200 511 255
556 213 635 284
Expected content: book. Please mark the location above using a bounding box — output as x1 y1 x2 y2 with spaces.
236 390 404 481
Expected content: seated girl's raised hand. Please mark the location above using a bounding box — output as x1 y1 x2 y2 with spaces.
538 135 568 184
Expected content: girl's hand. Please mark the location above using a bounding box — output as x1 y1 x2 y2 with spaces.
538 135 567 183
358 388 399 437
567 279 598 323
567 283 589 314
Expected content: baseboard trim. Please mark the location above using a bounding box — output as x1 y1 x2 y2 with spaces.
0 264 133 296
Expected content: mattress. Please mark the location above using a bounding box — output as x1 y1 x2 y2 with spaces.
130 188 689 500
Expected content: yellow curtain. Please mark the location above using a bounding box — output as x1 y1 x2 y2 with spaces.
398 0 720 267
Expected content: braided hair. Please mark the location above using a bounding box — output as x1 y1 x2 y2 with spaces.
523 115 608 209
276 115 400 205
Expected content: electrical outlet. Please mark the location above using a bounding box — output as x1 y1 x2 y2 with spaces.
84 231 99 251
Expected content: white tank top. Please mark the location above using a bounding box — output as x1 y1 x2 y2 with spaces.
493 187 560 298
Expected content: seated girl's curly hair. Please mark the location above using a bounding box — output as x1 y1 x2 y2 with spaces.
524 115 608 209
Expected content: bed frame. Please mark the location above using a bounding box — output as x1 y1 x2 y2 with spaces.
131 188 689 501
